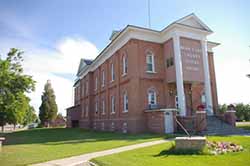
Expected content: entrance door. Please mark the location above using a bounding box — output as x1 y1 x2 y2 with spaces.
164 112 174 133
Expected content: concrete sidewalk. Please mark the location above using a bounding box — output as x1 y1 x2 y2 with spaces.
32 139 170 166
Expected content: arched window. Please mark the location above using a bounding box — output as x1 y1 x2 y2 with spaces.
123 91 128 112
148 89 157 107
146 51 155 72
122 54 128 75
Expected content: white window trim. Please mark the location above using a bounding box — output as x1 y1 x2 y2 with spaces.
102 70 105 87
122 55 128 76
86 105 88 117
146 53 156 73
111 63 115 82
95 76 98 91
111 96 115 114
95 100 98 114
86 82 89 95
123 92 128 113
81 83 84 97
102 99 105 115
148 90 157 106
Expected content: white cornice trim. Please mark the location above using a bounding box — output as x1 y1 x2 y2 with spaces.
78 15 218 80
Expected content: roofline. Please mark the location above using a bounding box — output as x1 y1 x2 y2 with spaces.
75 13 217 83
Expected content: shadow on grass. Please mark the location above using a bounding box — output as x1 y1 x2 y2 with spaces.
154 143 206 157
2 128 164 146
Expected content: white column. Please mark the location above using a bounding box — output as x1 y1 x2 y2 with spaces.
173 34 186 116
201 40 213 115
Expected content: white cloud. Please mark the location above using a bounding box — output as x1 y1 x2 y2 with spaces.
0 37 98 116
213 41 250 105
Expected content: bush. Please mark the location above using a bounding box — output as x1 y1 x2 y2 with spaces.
235 103 250 121
218 104 227 113
218 103 250 121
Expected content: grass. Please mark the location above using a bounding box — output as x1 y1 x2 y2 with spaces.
236 122 250 130
0 128 165 166
92 136 250 166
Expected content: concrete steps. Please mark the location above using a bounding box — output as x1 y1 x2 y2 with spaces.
201 116 250 136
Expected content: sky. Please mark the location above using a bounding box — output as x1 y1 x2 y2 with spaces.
0 0 249 115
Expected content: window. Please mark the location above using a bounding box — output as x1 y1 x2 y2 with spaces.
95 76 98 91
201 94 206 104
81 105 85 118
166 57 174 68
102 70 105 87
148 89 157 106
123 92 128 112
81 83 84 97
86 82 88 95
102 99 105 114
111 96 115 114
122 55 128 75
111 63 115 81
95 100 98 114
146 52 155 72
86 104 88 117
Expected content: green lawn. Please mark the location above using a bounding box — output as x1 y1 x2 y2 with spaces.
92 136 250 166
236 122 250 130
0 128 164 166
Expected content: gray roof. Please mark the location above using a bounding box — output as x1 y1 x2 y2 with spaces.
76 58 93 77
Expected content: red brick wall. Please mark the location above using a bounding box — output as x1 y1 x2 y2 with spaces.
69 37 219 133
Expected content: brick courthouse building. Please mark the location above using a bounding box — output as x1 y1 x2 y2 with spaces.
67 14 220 134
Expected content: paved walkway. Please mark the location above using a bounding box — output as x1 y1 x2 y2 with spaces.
32 139 170 166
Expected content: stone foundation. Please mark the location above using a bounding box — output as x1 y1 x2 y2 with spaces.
175 136 206 150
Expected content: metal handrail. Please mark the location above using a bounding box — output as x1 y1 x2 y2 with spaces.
175 117 191 137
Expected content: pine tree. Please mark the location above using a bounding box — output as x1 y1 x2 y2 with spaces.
39 80 58 127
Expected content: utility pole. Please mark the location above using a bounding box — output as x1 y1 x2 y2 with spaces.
247 46 250 78
148 0 151 28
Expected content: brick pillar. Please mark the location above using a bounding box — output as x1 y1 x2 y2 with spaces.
224 104 236 127
196 111 207 132
225 111 236 127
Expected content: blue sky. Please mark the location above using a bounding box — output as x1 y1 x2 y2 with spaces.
0 0 250 115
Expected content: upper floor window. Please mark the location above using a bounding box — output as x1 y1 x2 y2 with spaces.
122 55 128 75
102 70 105 87
111 95 115 114
81 105 85 118
102 99 105 114
123 92 128 112
146 52 155 72
148 89 157 107
95 100 98 114
81 83 84 97
86 82 89 95
95 76 98 91
86 104 88 117
111 63 115 81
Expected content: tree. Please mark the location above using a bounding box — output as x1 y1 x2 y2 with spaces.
39 80 58 127
0 48 35 131
23 106 37 126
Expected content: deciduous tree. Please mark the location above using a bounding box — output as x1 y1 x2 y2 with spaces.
0 48 35 131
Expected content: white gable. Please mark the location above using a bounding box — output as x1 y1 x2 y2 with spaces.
176 14 212 32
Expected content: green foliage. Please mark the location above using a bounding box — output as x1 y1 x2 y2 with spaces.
23 106 37 126
0 48 35 128
218 104 227 113
235 103 250 121
218 103 250 121
39 80 58 126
